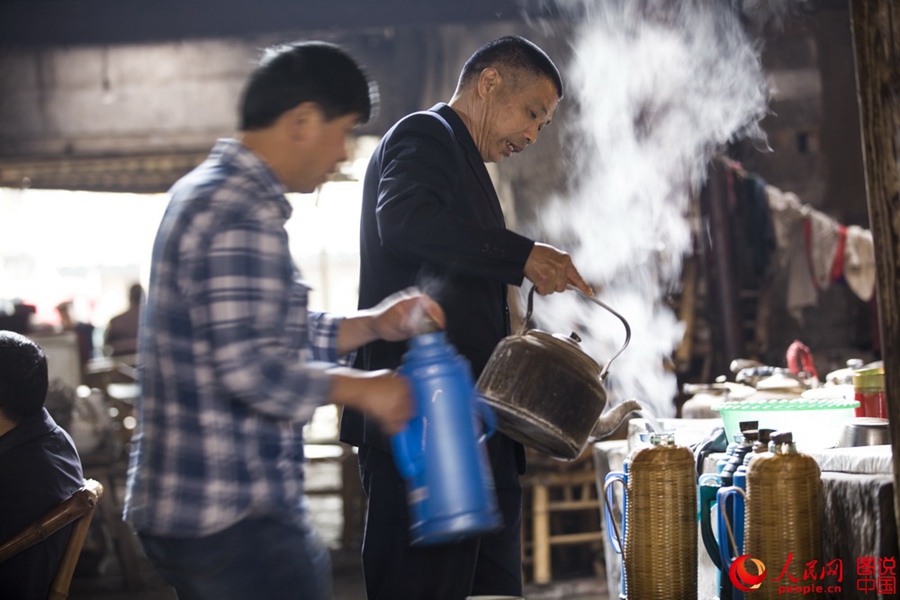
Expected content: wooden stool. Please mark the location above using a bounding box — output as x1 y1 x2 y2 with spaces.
521 453 605 585
305 442 364 550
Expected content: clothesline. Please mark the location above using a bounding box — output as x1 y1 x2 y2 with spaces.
718 156 876 324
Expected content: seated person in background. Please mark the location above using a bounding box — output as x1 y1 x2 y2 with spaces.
104 283 144 360
0 330 84 599
56 300 95 369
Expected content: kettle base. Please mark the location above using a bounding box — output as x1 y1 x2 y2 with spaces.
481 396 582 460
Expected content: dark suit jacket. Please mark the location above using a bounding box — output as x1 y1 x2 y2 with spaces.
0 408 83 599
340 103 535 459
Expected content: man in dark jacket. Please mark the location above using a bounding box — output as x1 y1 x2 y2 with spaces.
341 35 592 599
0 330 83 599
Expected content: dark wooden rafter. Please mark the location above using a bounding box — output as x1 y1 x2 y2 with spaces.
0 0 529 47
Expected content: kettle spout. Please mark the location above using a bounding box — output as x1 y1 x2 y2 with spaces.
589 399 644 440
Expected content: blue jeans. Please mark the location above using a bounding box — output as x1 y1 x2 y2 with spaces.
138 515 332 600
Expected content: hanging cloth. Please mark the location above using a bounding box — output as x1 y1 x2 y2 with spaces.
843 224 876 301
802 208 842 291
766 184 817 323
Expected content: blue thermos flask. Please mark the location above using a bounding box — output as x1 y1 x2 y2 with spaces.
717 468 748 600
604 457 631 599
699 471 734 600
391 331 503 546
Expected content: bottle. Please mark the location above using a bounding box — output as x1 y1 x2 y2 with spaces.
721 429 755 487
718 420 758 474
743 428 776 467
391 331 502 545
853 366 887 418
604 453 633 599
743 431 823 599
622 431 697 599
716 467 749 600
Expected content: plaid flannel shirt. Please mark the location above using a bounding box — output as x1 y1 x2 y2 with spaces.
124 139 347 536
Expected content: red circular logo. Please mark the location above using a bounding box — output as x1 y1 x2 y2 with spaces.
730 555 767 592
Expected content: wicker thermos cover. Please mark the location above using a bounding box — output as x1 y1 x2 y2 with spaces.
624 432 697 599
744 431 823 599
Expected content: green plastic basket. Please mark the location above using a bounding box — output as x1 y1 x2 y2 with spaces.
712 396 859 451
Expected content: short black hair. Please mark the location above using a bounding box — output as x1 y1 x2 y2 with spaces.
0 330 49 425
239 40 378 131
458 35 564 99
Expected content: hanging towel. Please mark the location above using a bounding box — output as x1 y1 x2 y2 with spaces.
803 209 842 291
844 224 876 301
766 184 817 323
765 184 805 263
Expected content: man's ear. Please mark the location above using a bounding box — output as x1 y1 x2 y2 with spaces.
285 102 322 142
477 67 502 99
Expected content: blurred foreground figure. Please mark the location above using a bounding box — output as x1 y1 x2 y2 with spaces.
124 41 444 600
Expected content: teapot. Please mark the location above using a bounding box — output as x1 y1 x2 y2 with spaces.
476 286 642 460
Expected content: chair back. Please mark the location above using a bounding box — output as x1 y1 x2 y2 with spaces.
0 478 104 600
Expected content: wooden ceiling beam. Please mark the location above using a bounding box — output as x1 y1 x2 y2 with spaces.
0 0 533 47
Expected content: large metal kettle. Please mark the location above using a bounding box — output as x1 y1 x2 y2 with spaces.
477 286 642 460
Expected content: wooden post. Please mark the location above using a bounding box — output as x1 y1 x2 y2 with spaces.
532 483 551 584
849 0 900 537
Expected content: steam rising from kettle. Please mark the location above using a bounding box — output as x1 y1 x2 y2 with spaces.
523 0 771 417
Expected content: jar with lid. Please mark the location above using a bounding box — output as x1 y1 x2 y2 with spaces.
853 366 887 419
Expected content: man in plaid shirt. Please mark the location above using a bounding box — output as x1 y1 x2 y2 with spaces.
124 41 443 600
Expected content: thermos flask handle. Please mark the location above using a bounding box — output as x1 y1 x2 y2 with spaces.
391 365 422 481
391 424 420 480
717 486 747 571
698 473 723 570
473 394 497 442
603 472 627 554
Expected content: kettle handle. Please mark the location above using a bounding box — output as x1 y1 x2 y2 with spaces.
518 285 632 380
516 285 537 336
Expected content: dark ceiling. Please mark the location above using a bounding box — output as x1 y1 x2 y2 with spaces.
0 0 550 47
0 0 847 48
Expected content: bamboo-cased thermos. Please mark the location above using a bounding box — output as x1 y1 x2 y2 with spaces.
744 430 823 599
623 431 697 599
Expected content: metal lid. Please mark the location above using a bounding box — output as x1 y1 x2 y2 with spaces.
522 329 601 374
757 428 776 442
771 430 793 445
853 367 885 391
755 371 807 392
649 431 676 446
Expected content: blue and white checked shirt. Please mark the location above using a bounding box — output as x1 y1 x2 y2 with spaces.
124 139 347 537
